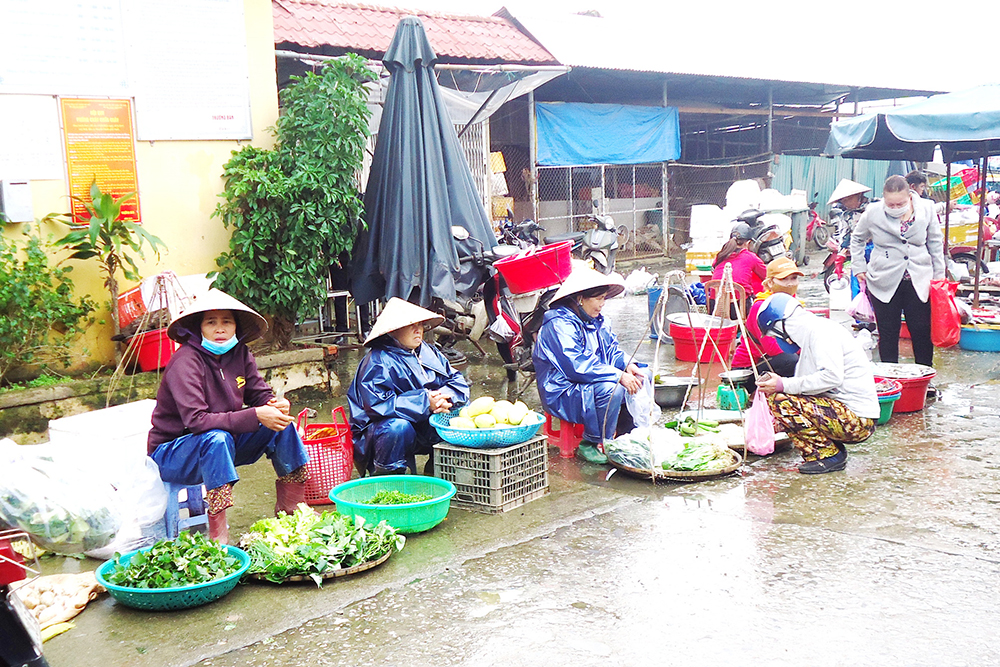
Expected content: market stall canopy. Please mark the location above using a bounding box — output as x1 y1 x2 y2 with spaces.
351 17 497 307
824 84 1000 161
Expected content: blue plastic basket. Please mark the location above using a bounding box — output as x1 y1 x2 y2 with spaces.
95 545 250 611
429 408 544 448
330 476 456 534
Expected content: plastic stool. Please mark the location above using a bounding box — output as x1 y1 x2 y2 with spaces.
164 483 209 538
543 413 585 458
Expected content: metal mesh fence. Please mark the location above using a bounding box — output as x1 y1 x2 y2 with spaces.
665 157 771 247
535 163 668 261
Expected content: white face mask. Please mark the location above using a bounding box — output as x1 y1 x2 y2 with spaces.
885 204 909 219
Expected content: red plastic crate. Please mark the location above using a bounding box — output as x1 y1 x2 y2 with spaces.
298 407 354 505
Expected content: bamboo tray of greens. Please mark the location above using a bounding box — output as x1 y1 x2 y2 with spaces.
238 504 404 586
604 418 743 482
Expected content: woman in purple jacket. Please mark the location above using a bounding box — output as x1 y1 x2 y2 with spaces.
147 289 308 544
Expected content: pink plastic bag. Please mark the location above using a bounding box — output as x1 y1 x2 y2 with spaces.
744 389 776 456
847 292 876 323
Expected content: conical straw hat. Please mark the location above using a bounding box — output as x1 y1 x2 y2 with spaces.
550 267 625 304
166 289 268 344
364 297 445 346
828 179 871 205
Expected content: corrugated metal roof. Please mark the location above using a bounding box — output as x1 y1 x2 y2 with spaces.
499 7 972 99
273 0 558 64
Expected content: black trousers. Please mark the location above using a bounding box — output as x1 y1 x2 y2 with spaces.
869 279 933 366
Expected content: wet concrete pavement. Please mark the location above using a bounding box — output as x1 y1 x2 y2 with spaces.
42 257 1000 666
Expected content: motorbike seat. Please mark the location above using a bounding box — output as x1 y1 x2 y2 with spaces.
543 232 586 245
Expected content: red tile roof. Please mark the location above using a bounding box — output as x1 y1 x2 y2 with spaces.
273 0 558 65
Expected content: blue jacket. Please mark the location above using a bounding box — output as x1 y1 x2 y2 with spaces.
347 338 470 452
533 306 628 439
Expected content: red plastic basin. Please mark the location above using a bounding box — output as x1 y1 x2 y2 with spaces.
134 328 176 372
873 364 936 413
494 241 573 294
667 313 738 363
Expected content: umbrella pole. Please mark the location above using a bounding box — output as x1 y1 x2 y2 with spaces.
974 156 988 309
944 162 952 261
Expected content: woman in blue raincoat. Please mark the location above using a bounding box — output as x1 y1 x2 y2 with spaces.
347 298 470 475
533 269 646 463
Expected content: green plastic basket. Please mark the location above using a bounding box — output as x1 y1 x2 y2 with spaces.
429 408 544 448
95 545 250 611
330 476 456 534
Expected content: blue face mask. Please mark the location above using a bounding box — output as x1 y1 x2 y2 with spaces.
201 335 238 355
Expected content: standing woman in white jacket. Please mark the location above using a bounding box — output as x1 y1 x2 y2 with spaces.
850 175 945 367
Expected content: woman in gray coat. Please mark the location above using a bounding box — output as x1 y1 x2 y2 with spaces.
851 175 945 366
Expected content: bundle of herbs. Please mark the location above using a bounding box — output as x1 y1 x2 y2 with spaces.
238 503 404 586
362 490 433 505
106 531 240 589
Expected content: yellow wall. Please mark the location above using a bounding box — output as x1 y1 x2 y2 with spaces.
5 0 279 370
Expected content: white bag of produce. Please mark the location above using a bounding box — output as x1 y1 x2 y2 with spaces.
84 456 168 560
0 439 121 554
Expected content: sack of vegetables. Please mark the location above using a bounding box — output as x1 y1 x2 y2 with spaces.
0 441 120 554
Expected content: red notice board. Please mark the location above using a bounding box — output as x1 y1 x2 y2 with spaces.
60 98 141 224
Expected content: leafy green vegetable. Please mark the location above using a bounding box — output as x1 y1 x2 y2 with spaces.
362 491 433 505
661 440 732 472
239 503 404 586
107 531 240 589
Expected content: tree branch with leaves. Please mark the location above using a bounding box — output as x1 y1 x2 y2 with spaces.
212 55 375 348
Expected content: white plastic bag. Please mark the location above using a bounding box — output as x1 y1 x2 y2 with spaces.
0 439 121 554
84 457 168 560
625 368 658 429
624 268 657 295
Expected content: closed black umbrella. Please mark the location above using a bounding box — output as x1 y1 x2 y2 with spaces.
351 16 496 307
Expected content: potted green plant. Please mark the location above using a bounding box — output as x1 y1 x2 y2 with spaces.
48 182 166 365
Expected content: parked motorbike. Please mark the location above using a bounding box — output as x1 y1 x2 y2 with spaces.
543 215 620 274
805 201 834 250
818 201 866 292
735 209 789 264
1 531 48 667
498 217 545 249
948 215 999 278
821 236 851 292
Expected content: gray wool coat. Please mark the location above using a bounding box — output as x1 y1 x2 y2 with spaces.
850 193 946 303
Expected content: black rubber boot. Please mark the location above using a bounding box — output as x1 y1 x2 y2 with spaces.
798 444 847 474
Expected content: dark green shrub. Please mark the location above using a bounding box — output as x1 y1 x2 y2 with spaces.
212 55 375 347
0 225 96 385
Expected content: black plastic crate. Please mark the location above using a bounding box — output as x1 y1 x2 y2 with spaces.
433 435 548 514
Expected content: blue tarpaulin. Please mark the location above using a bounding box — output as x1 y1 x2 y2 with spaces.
536 102 680 166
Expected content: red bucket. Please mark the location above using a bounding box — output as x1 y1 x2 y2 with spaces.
494 241 573 294
873 363 936 413
667 313 738 363
134 328 176 372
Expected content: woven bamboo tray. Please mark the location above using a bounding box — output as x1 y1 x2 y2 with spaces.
247 550 392 584
609 447 743 482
